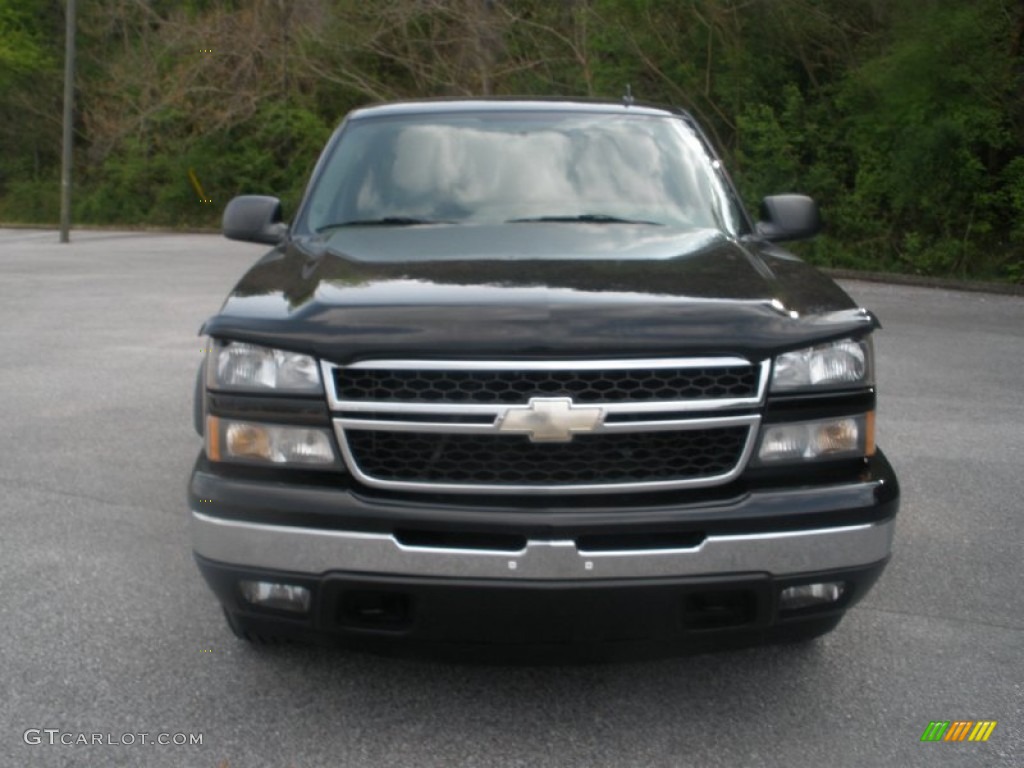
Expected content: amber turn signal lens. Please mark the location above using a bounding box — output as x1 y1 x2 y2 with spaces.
756 414 871 464
205 416 337 466
206 415 221 462
226 422 273 460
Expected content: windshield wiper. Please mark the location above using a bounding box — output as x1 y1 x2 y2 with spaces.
506 214 664 225
316 216 452 231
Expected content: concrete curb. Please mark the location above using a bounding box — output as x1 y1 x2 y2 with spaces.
0 222 220 235
824 268 1023 297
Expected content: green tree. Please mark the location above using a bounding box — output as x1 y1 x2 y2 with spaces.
0 0 62 221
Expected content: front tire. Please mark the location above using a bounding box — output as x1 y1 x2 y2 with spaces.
222 608 285 646
775 614 843 645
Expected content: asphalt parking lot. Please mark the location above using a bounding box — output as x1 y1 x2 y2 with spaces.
1 227 1021 768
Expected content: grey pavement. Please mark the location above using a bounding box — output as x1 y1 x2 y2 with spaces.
0 228 1021 767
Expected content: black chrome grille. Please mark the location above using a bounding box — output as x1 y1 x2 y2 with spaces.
344 427 749 487
326 358 764 493
335 366 758 404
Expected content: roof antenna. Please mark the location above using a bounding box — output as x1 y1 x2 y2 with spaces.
623 83 635 107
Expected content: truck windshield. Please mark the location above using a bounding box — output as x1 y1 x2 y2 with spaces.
298 111 746 236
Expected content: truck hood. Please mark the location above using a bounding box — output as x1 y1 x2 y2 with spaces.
202 223 876 361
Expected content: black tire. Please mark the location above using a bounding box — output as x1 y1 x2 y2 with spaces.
776 614 843 645
222 608 284 646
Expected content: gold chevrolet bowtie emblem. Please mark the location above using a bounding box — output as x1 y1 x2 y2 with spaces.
496 397 605 442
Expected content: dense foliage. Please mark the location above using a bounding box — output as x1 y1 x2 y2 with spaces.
1 0 1022 281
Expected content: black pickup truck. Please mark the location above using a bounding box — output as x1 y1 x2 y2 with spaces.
189 98 899 658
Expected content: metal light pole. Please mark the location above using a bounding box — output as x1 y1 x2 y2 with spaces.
59 0 76 243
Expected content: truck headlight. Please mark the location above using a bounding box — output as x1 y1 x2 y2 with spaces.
206 416 338 467
754 413 875 464
771 337 872 392
207 339 322 393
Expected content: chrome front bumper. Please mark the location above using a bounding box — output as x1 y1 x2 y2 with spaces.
191 510 895 581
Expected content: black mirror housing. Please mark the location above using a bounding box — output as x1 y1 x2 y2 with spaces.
756 194 822 242
223 195 288 245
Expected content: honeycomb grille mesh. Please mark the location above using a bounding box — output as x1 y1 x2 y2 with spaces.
335 366 758 404
344 428 749 487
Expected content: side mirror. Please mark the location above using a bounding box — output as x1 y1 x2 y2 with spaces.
222 195 288 245
756 194 821 242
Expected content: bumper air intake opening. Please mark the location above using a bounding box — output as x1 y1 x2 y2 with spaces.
338 590 414 632
681 589 758 630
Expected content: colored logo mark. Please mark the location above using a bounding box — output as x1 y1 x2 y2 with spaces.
921 720 997 742
187 167 213 204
